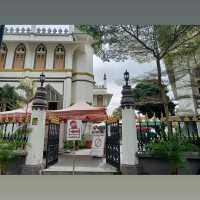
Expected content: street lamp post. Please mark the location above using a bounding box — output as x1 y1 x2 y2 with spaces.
124 70 129 86
120 70 138 174
40 72 45 87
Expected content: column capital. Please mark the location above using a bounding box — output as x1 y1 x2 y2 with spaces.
120 84 135 109
32 86 47 110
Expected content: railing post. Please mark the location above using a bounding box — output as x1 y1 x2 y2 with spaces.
120 70 138 174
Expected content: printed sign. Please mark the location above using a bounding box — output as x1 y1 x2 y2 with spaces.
32 117 38 125
67 120 82 140
90 125 106 157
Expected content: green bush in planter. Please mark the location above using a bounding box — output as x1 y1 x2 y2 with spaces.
0 141 17 175
146 135 200 174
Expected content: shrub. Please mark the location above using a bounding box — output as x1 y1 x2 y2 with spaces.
0 141 17 174
146 135 200 174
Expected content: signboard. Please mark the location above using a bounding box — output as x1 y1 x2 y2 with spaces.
32 117 38 125
66 120 82 140
90 125 106 157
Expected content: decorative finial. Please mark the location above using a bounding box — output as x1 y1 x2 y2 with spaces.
40 72 45 87
124 70 129 86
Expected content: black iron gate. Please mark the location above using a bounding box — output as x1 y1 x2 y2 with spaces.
105 119 121 172
46 122 60 168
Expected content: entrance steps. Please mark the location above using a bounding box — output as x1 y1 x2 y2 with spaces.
42 152 119 175
42 170 118 175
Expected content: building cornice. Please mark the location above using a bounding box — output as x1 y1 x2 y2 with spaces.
72 72 94 78
0 68 72 72
0 68 94 78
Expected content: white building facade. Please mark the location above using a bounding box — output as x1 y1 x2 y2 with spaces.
165 52 200 116
0 25 112 110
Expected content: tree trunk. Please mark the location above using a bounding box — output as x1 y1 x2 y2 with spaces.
24 103 29 134
156 58 172 135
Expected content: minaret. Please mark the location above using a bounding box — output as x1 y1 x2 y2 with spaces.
103 73 107 88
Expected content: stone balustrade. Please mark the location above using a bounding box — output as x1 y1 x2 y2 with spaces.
94 85 105 89
4 26 73 35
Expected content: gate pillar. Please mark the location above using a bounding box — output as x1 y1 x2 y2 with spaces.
120 70 138 174
23 73 48 174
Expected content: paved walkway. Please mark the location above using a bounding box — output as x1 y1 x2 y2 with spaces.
42 149 118 174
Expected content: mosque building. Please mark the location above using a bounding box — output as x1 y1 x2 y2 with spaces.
0 25 112 110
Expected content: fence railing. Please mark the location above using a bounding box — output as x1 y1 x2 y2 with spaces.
0 133 28 150
0 122 30 149
137 114 200 152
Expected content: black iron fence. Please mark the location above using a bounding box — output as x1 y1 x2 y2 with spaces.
137 114 200 152
105 118 121 172
46 120 60 168
0 122 29 149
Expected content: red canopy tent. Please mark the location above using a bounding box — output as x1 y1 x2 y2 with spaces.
0 103 32 122
0 102 107 123
47 102 107 123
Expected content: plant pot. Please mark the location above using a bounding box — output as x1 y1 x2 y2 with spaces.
6 150 27 175
137 152 200 175
85 140 92 149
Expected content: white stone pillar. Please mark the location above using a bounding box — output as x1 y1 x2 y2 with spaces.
63 78 72 108
26 109 46 165
121 107 137 165
120 70 138 174
23 85 47 174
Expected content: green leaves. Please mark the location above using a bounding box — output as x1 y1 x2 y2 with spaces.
0 141 17 174
0 84 22 111
132 80 175 118
146 136 200 174
78 25 200 63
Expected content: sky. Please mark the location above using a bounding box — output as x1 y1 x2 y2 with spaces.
93 56 158 114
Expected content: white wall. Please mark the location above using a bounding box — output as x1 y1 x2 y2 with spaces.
1 39 96 107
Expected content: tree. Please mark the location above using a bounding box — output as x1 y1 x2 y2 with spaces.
112 107 122 119
0 84 22 111
133 79 175 118
111 79 175 119
17 78 36 108
78 25 200 122
16 78 36 124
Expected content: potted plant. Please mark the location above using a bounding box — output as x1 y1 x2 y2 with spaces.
0 128 30 175
145 135 200 174
84 134 92 149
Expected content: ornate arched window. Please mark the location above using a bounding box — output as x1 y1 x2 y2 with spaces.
54 44 65 69
13 44 26 69
34 44 47 70
0 43 7 69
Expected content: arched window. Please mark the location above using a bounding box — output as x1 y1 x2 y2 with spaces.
0 43 7 69
34 44 47 70
54 44 65 69
97 95 104 106
13 44 26 69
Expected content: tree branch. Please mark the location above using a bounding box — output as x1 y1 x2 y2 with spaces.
120 25 158 58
